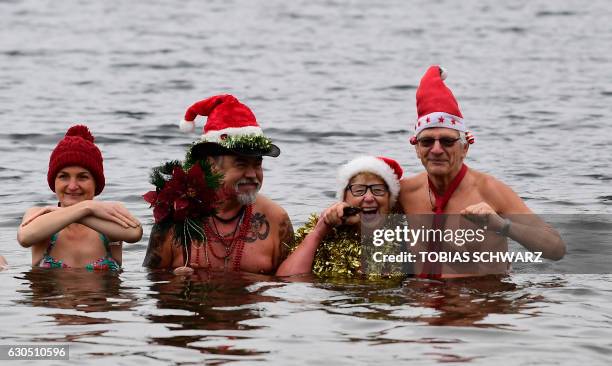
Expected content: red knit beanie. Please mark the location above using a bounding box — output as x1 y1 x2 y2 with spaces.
47 125 105 196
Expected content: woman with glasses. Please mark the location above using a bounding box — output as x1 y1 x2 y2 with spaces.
276 156 404 277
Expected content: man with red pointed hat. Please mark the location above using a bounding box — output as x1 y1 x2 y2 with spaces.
143 95 293 275
400 66 565 278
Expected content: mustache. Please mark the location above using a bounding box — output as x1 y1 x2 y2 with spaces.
234 178 261 188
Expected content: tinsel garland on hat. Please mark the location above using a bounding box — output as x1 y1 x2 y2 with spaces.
185 134 274 165
289 214 408 278
221 134 274 152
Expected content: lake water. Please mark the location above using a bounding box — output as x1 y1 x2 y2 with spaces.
1 0 611 364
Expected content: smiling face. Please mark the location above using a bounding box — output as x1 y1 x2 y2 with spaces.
415 127 468 178
344 173 391 226
216 155 263 205
54 166 96 207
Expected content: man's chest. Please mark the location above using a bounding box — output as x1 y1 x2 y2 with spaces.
403 186 487 214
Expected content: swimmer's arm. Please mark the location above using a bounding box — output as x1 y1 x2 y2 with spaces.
480 178 566 260
276 216 329 277
18 204 91 247
78 216 142 243
273 212 294 271
499 215 565 260
18 200 141 247
142 226 173 269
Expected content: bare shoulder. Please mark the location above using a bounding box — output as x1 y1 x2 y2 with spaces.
24 206 42 214
471 169 532 214
21 206 44 221
253 194 293 241
472 170 513 196
400 172 428 193
254 195 293 266
254 194 288 221
399 172 428 206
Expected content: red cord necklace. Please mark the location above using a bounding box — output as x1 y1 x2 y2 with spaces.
419 164 468 279
194 205 252 271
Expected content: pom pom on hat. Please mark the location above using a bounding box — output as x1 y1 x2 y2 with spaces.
47 125 105 196
179 119 195 133
66 125 95 141
439 66 447 81
337 156 403 207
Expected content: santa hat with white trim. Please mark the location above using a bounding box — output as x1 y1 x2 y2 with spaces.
337 156 403 207
410 66 475 145
180 94 280 158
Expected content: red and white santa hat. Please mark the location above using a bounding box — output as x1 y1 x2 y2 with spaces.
337 156 403 206
180 94 261 140
180 94 279 157
411 65 474 144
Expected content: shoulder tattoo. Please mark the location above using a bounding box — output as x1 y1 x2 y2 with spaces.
245 212 270 243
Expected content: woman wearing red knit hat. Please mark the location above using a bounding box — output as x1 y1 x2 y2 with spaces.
17 125 142 270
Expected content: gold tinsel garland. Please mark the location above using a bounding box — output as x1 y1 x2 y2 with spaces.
289 214 408 279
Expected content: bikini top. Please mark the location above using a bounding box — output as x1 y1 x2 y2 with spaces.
39 231 121 271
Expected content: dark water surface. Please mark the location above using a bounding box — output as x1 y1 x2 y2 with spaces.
1 0 611 364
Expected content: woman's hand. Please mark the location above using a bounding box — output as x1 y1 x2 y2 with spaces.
320 202 361 228
20 206 60 227
18 201 142 248
83 201 141 228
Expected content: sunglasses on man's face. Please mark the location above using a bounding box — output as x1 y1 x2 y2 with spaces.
416 137 460 148
346 184 388 197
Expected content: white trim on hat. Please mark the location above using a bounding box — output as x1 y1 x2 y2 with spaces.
336 156 402 207
414 111 467 135
201 126 264 143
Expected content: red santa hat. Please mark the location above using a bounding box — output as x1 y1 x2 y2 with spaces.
411 66 474 144
337 156 403 206
47 125 105 196
180 94 280 158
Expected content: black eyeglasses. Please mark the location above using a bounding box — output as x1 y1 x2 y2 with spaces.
417 137 460 148
346 184 388 197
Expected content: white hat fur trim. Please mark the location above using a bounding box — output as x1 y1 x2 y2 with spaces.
336 156 402 206
414 111 466 135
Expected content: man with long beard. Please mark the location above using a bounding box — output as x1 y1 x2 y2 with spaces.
143 95 293 275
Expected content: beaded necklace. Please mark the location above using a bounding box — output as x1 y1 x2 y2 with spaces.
191 205 252 271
